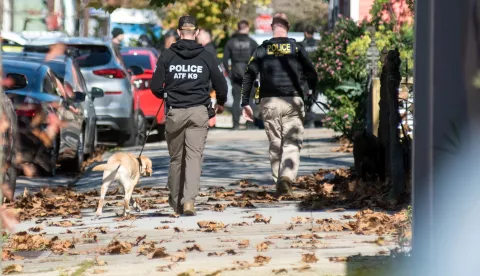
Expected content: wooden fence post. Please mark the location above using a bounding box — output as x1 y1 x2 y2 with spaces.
385 49 405 198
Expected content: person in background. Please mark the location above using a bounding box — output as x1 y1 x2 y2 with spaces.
197 28 218 127
302 25 319 54
302 25 319 129
223 20 258 130
111 27 125 51
197 29 216 55
241 13 318 197
163 29 178 50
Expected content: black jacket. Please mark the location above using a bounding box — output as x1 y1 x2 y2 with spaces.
302 37 319 54
241 37 318 107
223 33 258 82
150 39 228 108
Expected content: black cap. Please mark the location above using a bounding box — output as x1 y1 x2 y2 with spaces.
111 27 124 38
271 13 290 31
178 15 198 31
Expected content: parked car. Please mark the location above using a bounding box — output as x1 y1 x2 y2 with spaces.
3 59 87 176
1 31 28 52
0 92 17 202
23 37 146 147
2 51 104 157
120 46 166 140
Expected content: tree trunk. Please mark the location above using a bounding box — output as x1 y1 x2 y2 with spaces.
0 0 5 228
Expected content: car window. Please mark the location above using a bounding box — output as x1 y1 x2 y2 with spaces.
43 75 56 95
71 45 112 68
121 54 152 70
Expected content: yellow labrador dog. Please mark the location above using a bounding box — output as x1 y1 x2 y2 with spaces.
92 152 153 218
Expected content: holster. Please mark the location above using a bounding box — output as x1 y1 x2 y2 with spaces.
207 104 216 119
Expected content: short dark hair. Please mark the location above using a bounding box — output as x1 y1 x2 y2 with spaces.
271 13 290 31
178 15 198 30
305 25 315 35
237 20 249 30
111 27 124 38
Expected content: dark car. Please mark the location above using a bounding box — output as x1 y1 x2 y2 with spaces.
3 59 86 176
2 51 104 158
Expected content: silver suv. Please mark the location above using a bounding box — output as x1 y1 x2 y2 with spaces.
23 37 145 146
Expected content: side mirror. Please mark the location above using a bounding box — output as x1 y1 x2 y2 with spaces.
128 65 144 76
74 91 86 102
90 87 104 98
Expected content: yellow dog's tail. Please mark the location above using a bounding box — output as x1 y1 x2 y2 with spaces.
92 164 108 171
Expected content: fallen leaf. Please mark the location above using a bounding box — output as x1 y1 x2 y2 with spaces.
102 239 132 255
197 221 226 232
170 213 180 218
138 242 157 256
149 248 170 259
177 269 195 276
29 226 44 232
155 226 170 230
116 225 133 229
302 253 318 263
375 237 386 246
174 227 184 233
296 233 322 239
272 268 288 274
185 244 203 252
113 214 137 221
184 240 196 243
2 264 23 274
213 203 226 212
378 250 389 255
266 235 285 239
232 222 250 226
134 235 147 246
287 224 294 230
208 252 225 257
329 256 348 262
170 251 186 262
225 249 238 255
254 255 271 265
92 269 106 274
238 240 250 249
253 214 271 224
2 250 24 261
291 216 313 224
47 220 83 227
293 265 311 272
205 269 223 276
256 242 269 252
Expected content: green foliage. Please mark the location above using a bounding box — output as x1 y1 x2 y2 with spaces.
312 17 369 139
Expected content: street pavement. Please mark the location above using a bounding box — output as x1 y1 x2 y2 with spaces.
6 127 394 276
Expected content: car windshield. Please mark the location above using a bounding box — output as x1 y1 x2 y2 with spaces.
121 54 152 70
70 45 112 68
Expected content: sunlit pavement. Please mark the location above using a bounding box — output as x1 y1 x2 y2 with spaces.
8 128 395 276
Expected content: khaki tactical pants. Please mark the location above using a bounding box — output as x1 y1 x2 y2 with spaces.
165 105 209 212
261 97 305 183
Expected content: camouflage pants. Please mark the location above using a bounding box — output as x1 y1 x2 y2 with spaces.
261 97 305 183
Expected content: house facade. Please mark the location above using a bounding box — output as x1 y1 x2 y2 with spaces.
329 0 413 28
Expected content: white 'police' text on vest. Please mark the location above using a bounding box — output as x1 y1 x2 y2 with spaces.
169 65 203 80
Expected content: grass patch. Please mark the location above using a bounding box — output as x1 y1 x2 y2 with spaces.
60 260 95 276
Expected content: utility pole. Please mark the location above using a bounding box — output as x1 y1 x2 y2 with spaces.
83 2 89 37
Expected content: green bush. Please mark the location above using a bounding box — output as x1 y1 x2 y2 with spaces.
312 17 369 140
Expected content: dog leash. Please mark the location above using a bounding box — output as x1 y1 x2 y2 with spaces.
138 100 165 159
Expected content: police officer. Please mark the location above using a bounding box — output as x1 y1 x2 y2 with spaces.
151 16 228 216
241 13 318 197
223 20 258 130
302 25 319 54
302 25 319 129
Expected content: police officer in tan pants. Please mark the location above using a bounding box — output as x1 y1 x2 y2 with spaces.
151 16 228 215
241 13 318 197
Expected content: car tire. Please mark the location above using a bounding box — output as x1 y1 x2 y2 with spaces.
120 112 146 147
64 130 85 173
87 126 98 158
